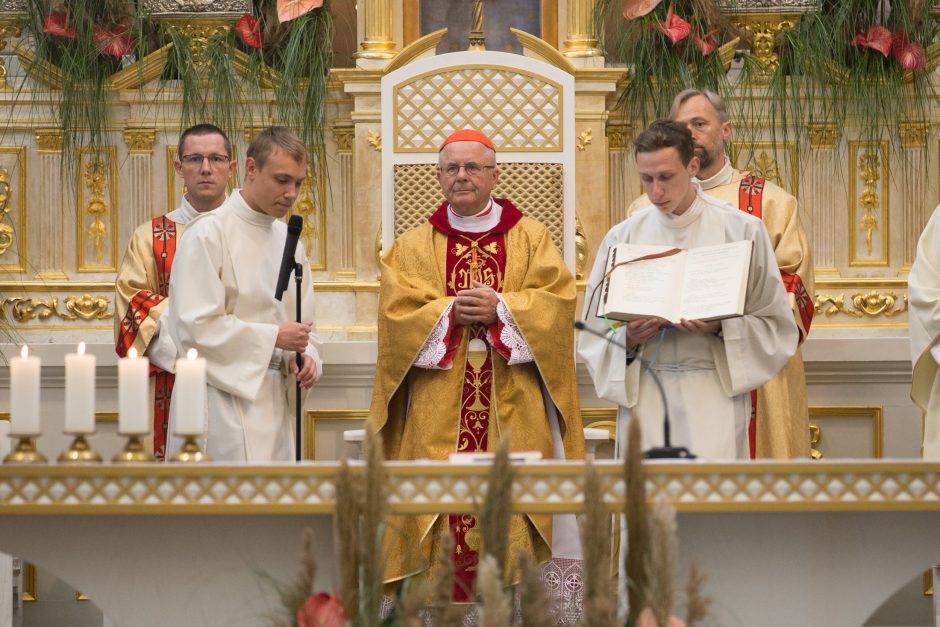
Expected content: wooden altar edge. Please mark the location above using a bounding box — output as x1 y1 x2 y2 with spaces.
2 461 940 515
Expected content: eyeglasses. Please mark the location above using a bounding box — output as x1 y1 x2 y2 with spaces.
180 154 231 168
438 162 496 177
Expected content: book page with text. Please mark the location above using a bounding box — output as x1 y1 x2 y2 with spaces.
599 244 685 321
678 240 752 321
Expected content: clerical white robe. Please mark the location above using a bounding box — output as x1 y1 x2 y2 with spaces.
908 204 940 458
166 190 322 462
577 188 797 459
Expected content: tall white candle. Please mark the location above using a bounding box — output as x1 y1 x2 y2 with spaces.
65 342 96 433
118 347 150 435
10 345 40 435
174 348 206 436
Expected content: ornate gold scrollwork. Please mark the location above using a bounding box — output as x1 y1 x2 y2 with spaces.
0 18 22 90
857 150 881 256
0 166 12 256
899 121 930 149
576 128 593 152
294 168 317 257
807 123 839 149
733 17 796 75
332 126 354 152
747 150 780 185
814 290 908 318
165 19 233 60
809 423 823 460
84 157 110 263
35 129 63 153
574 215 586 280
606 124 631 150
123 128 156 154
0 294 112 323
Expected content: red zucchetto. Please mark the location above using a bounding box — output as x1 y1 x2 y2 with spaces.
438 129 496 152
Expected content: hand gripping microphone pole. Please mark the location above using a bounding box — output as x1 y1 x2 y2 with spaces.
275 215 305 461
574 321 695 459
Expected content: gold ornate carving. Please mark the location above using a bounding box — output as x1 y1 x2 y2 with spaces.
84 157 110 263
747 150 780 184
575 215 586 280
292 166 327 270
858 150 881 257
468 0 485 51
34 129 62 153
332 125 354 152
607 124 632 150
814 290 908 318
367 130 382 151
375 227 383 266
807 123 838 149
733 17 796 74
576 128 593 152
0 18 22 90
562 0 601 58
164 18 234 59
0 166 12 256
0 295 113 323
123 128 156 154
809 423 823 460
899 121 930 149
393 65 563 152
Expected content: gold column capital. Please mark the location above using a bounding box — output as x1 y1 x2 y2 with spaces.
332 125 354 152
731 15 798 75
898 121 930 149
807 123 839 149
35 129 63 153
123 128 156 154
607 123 632 150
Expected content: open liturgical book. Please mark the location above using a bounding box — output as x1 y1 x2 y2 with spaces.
596 240 753 323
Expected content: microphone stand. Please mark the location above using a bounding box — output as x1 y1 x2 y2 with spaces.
574 321 694 459
294 262 303 462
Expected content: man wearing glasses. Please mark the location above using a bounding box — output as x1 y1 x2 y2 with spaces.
115 123 235 460
370 129 584 600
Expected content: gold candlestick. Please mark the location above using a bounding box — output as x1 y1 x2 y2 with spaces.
170 435 210 463
58 434 102 464
112 434 156 463
3 436 47 464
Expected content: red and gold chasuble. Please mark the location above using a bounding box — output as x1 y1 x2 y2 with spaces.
116 216 178 460
737 176 814 457
429 200 517 601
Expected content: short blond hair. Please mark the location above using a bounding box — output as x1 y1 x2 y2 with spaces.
247 126 307 169
670 89 728 123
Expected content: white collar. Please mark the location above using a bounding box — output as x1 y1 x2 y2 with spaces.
696 157 734 190
657 182 706 229
447 198 501 233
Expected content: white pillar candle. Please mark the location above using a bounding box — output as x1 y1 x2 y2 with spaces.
118 347 150 435
173 348 206 436
64 342 96 433
10 345 40 435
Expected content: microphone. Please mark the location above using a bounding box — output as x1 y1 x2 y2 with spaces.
574 320 694 459
275 215 304 301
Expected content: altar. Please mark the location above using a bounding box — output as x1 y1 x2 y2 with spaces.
0 461 938 627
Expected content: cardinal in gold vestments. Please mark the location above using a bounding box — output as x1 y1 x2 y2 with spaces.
369 129 584 599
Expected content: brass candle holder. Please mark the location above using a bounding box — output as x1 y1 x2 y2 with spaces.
3 436 47 464
112 434 155 463
58 434 102 464
170 435 210 463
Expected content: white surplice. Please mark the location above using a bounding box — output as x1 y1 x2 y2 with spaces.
577 187 797 459
166 190 322 462
908 204 940 458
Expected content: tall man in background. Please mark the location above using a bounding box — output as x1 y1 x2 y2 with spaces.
624 89 814 458
167 126 322 462
115 124 235 460
370 129 584 599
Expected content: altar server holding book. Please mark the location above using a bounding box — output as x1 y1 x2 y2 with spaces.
578 120 797 459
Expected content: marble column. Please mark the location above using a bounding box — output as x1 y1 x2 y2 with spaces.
898 121 930 271
332 125 356 278
34 129 67 279
122 128 157 229
807 123 840 275
607 123 633 227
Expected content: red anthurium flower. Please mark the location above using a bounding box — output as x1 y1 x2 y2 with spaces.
652 4 692 45
851 24 893 57
277 0 324 23
892 33 927 71
693 28 719 55
94 24 134 58
622 0 662 20
43 12 76 39
235 13 263 49
297 593 345 627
